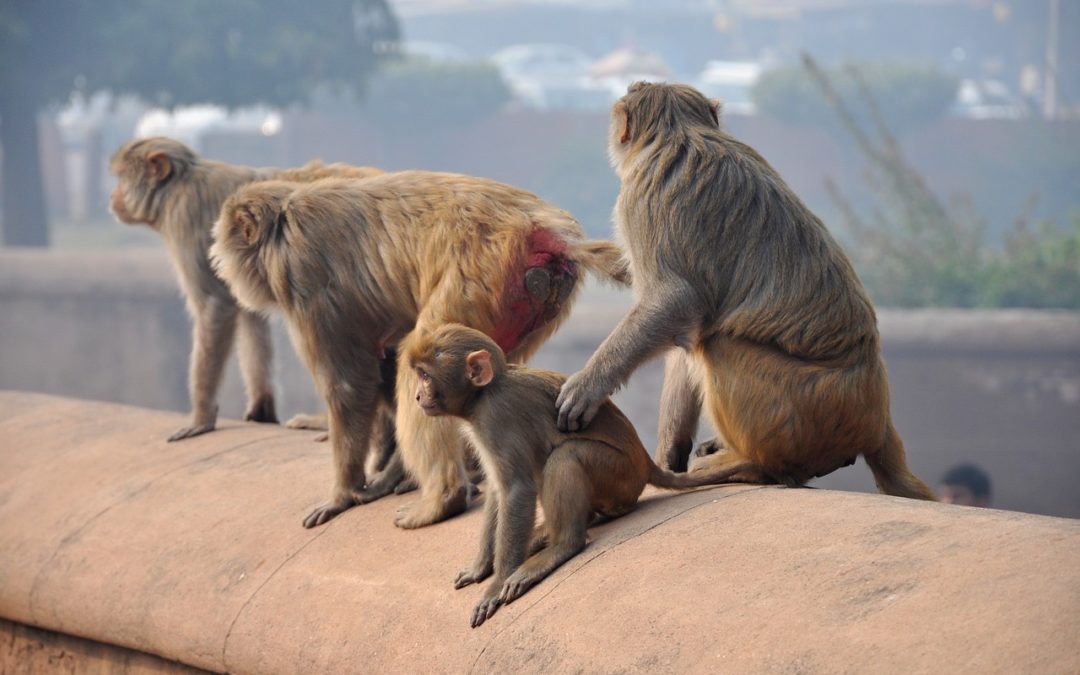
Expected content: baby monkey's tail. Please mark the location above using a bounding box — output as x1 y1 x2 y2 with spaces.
647 460 760 490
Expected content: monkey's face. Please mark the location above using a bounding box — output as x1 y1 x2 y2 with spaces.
413 366 448 416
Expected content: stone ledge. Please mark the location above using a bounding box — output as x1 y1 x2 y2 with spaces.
1 391 1078 674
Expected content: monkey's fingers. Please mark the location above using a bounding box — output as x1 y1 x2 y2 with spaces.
302 497 356 529
497 574 536 605
555 373 601 432
166 423 215 442
471 597 502 628
454 565 492 589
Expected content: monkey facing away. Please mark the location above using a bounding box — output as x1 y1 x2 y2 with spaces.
211 172 630 529
556 82 936 501
108 137 382 441
409 324 751 628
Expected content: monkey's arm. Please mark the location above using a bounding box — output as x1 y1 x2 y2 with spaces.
655 349 702 472
557 284 697 431
169 296 239 442
455 488 498 589
471 483 536 628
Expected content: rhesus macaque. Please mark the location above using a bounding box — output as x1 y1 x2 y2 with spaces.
409 324 751 627
211 173 630 529
108 137 382 441
556 82 936 501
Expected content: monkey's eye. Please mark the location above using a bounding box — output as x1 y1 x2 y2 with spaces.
416 369 431 382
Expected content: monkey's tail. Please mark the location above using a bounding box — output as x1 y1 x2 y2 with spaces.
571 240 632 287
646 460 759 490
864 422 938 501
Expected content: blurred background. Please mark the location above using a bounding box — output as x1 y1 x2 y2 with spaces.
1 0 1077 516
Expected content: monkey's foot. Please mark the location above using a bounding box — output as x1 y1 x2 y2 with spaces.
454 563 493 589
167 422 215 442
691 438 726 459
313 432 329 443
393 477 419 495
393 486 469 529
243 394 278 424
302 495 356 529
353 464 407 505
497 570 539 606
284 413 328 431
471 595 502 628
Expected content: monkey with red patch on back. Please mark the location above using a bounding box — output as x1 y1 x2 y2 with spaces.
211 172 630 529
408 324 751 628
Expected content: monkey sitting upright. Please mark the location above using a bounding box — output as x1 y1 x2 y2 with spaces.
556 82 936 501
408 324 752 628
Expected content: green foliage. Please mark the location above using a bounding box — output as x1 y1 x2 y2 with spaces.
360 58 511 132
753 62 958 135
803 56 1080 309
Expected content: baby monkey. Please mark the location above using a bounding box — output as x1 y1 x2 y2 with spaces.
408 324 752 628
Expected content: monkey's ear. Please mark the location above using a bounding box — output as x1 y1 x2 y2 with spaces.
613 101 631 144
146 152 173 183
465 350 494 387
708 99 722 126
235 209 260 245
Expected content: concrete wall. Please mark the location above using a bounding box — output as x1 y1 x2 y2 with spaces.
1 249 1078 518
1 393 1078 674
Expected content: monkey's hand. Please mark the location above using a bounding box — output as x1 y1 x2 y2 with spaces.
284 413 329 431
471 593 502 628
556 370 606 432
302 494 356 529
454 562 493 589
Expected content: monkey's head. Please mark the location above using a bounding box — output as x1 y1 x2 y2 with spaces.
108 137 197 227
210 181 297 311
609 82 721 168
407 324 508 418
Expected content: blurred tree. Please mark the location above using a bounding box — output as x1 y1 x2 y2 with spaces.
752 62 957 138
0 0 398 246
805 54 1080 309
361 58 510 133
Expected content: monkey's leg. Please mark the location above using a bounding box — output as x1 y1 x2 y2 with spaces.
303 375 378 528
367 407 397 473
558 285 696 431
499 450 589 606
237 310 278 424
169 297 238 442
655 349 702 472
394 342 470 529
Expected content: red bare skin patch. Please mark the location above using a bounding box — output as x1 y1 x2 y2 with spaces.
492 228 578 354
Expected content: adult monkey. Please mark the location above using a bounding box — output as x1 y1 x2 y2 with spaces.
108 137 382 441
556 82 936 500
211 173 630 528
408 324 751 628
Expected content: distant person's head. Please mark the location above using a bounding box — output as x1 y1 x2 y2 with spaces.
939 463 992 507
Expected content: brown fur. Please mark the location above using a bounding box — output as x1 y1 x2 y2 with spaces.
109 137 384 442
409 324 751 628
556 82 936 501
210 172 630 529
